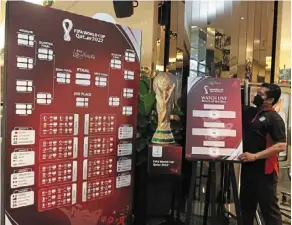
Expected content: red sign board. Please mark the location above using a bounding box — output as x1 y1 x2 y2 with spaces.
186 77 242 161
3 2 141 225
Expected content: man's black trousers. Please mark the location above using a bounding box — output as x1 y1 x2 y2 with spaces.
240 170 282 225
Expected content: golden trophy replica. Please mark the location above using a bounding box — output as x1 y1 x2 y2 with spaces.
152 72 176 144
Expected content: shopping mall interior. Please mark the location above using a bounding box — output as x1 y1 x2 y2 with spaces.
0 1 291 225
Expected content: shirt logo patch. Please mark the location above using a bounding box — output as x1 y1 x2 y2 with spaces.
259 116 266 122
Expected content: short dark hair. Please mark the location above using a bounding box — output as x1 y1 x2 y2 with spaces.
261 83 281 105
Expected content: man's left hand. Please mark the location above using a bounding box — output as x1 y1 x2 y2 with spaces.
239 152 257 162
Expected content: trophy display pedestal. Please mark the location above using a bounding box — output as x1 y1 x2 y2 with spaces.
133 144 183 225
148 144 182 175
144 144 183 223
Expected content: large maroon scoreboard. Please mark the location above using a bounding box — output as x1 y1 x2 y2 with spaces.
3 2 141 225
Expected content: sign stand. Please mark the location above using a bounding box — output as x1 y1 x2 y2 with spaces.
185 77 244 225
202 161 216 225
220 163 243 225
185 161 197 225
185 161 242 225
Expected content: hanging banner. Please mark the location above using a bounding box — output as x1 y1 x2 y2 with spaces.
3 2 141 225
186 77 242 161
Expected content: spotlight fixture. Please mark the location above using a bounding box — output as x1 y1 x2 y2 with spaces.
113 1 138 18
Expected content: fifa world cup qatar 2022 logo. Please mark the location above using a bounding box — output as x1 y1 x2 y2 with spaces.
62 19 73 42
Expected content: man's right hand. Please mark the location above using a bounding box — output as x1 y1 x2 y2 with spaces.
239 152 257 162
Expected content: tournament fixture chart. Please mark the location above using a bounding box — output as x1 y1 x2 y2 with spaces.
4 2 141 225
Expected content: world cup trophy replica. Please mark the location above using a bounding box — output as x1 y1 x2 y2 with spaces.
151 72 176 144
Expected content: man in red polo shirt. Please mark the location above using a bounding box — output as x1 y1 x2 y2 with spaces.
239 83 287 225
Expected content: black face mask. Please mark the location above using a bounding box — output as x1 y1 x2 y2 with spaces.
253 94 264 107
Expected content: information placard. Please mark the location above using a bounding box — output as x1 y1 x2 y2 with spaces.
148 145 182 175
3 2 141 225
186 77 242 161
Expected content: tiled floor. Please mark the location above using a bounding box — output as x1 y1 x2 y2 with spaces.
147 167 291 225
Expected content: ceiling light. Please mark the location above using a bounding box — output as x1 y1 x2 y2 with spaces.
156 65 164 72
169 58 176 63
176 54 183 61
241 17 244 20
113 0 137 18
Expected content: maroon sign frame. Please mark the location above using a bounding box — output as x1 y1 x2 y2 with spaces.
185 77 242 162
3 2 141 225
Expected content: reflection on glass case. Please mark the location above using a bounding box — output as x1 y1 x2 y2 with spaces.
190 60 198 71
274 90 291 162
279 68 291 85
